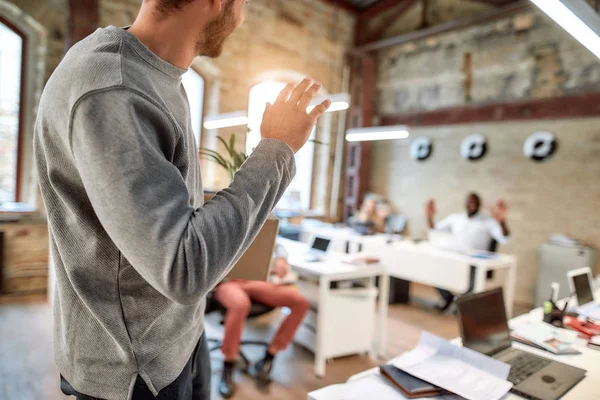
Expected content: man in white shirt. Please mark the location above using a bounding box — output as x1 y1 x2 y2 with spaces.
425 193 510 311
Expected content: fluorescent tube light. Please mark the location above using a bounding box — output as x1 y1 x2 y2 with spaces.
345 125 410 142
203 111 249 130
307 93 350 113
530 0 600 59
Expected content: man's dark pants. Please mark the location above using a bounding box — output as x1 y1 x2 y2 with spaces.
60 332 211 400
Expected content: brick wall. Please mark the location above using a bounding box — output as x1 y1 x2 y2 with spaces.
370 7 600 307
377 9 600 115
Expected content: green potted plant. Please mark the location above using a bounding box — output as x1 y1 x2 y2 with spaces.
200 133 325 180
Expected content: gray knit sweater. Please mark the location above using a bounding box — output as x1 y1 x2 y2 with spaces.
34 26 295 400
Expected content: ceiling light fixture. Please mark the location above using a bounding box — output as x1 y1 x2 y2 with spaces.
203 111 249 130
345 125 411 142
307 93 350 113
530 0 600 59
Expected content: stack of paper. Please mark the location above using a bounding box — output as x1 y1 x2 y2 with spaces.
511 321 581 355
392 332 513 400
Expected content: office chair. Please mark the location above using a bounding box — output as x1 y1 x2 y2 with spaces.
437 237 499 312
385 214 408 235
205 291 275 372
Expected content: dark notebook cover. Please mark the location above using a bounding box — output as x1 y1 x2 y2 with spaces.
379 364 444 398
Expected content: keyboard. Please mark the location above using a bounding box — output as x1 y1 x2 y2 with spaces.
507 352 552 385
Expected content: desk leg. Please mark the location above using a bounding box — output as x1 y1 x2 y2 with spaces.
504 262 517 318
374 273 389 359
472 264 488 300
315 276 330 378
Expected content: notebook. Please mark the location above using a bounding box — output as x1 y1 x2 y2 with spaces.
379 364 444 398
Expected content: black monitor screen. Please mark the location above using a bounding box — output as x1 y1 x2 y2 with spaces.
311 237 331 253
573 273 594 306
457 289 511 356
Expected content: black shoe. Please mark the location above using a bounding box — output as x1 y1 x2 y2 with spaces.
219 361 235 399
435 297 455 313
251 352 275 387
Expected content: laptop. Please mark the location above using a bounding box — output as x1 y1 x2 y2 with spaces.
567 267 600 320
304 236 331 262
456 288 586 400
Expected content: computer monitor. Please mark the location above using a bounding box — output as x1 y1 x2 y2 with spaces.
311 237 331 253
456 288 512 357
567 267 596 307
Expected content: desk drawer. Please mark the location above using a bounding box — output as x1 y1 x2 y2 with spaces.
298 280 319 306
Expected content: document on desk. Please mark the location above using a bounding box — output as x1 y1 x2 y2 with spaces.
392 332 512 400
309 374 463 400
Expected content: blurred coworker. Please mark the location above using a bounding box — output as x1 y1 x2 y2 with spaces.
355 196 390 233
214 245 309 398
425 193 510 312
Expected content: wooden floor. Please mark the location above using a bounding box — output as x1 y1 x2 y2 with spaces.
0 285 460 400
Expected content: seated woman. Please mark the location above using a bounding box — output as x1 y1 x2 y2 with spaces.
214 245 309 398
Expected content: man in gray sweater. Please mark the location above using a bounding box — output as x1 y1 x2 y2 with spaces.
33 0 331 399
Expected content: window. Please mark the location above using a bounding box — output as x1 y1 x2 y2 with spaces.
182 68 205 149
0 21 24 202
247 81 315 212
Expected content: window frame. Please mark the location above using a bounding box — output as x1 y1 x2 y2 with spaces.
247 80 319 213
0 15 28 203
184 65 208 148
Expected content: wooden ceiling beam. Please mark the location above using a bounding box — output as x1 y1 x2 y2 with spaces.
361 0 415 19
319 0 361 14
379 92 600 127
359 0 419 45
354 0 530 53
463 0 519 6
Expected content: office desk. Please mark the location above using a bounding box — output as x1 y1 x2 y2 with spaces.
310 288 600 400
278 238 389 377
300 222 517 316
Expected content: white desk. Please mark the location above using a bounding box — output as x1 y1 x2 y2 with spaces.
301 222 517 316
278 238 389 377
310 288 600 400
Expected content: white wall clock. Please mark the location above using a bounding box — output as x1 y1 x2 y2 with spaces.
461 134 487 161
524 131 557 162
410 137 433 161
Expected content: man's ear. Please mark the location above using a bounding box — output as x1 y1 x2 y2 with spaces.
208 0 223 12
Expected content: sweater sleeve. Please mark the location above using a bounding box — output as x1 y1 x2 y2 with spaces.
69 88 295 305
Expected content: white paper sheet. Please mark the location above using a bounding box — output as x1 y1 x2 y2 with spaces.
392 332 512 400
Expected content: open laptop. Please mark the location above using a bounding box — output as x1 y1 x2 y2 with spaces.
303 236 331 262
456 288 586 400
567 267 600 320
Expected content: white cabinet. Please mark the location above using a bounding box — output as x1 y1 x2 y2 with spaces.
535 242 596 307
294 280 377 359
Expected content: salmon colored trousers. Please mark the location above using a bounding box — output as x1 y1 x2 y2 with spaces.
213 280 310 361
